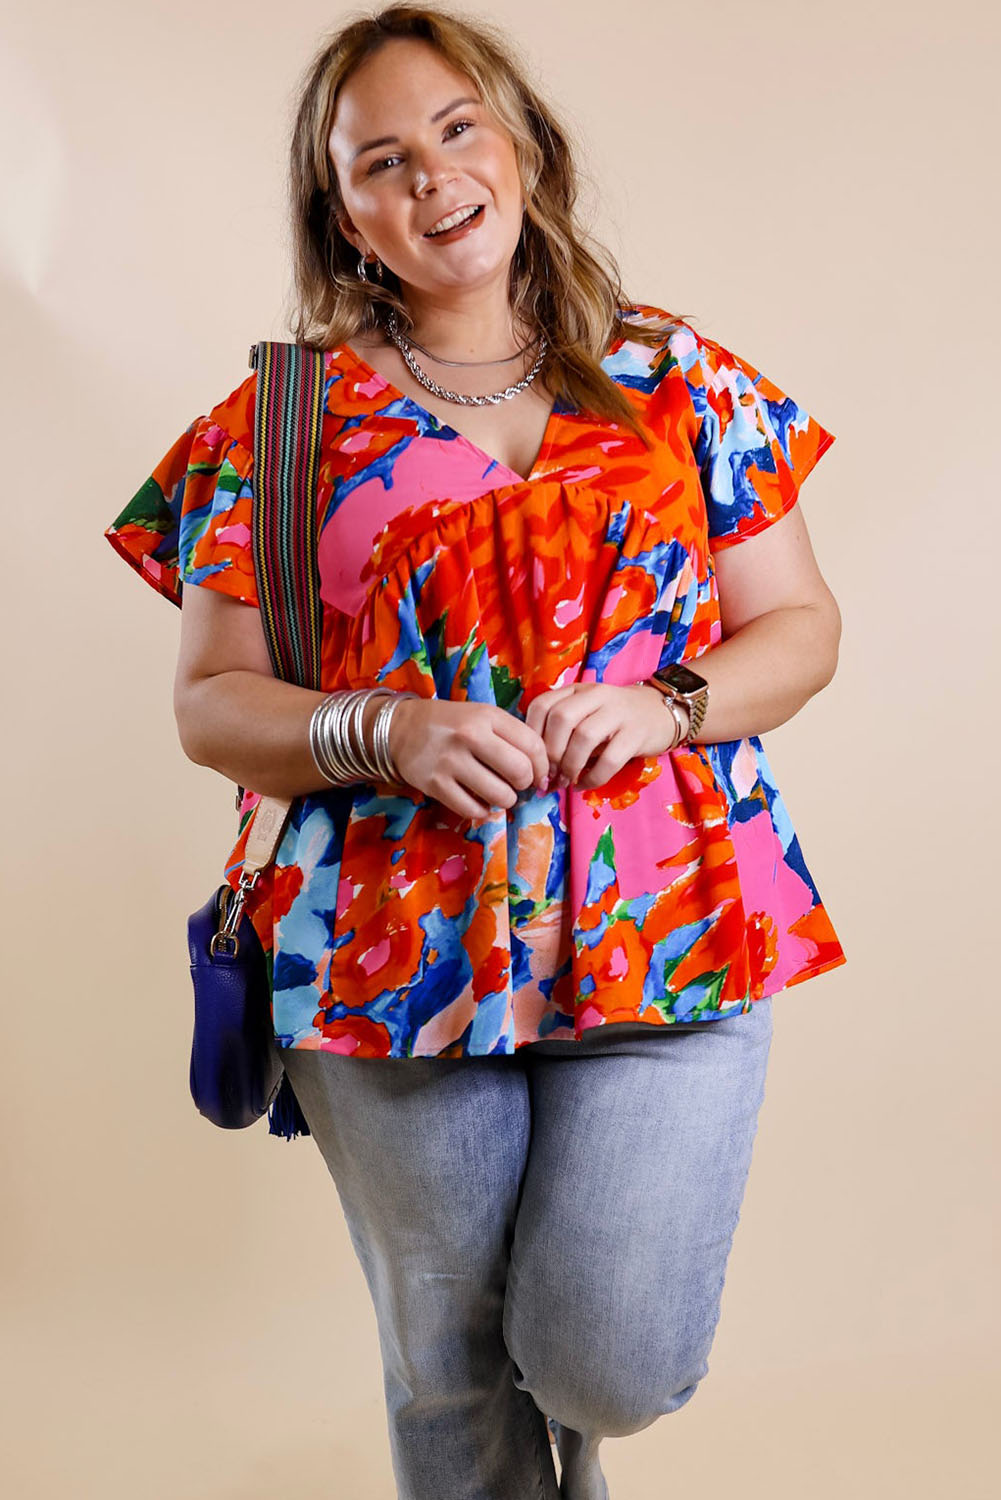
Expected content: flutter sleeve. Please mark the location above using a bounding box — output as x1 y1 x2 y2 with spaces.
682 329 836 550
104 413 258 609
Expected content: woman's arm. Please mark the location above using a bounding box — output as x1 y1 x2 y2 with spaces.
638 501 842 744
172 585 392 801
173 501 840 805
171 585 549 810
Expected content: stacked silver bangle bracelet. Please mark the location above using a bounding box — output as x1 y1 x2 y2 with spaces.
309 687 420 788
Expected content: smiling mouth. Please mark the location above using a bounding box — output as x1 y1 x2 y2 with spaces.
423 205 485 237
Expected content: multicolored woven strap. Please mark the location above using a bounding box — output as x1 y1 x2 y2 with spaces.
247 340 325 690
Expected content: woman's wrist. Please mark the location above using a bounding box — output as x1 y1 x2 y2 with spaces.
366 692 419 783
637 683 693 749
309 689 416 788
671 698 693 745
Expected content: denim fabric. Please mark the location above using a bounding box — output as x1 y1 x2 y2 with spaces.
280 997 773 1499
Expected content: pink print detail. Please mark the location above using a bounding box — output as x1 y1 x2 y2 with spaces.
318 438 520 617
336 879 356 920
328 1034 361 1055
559 466 605 484
731 812 813 988
413 982 480 1054
578 1003 604 1028
341 430 376 453
354 372 390 400
598 627 659 685
731 739 759 802
439 854 466 886
553 584 586 627
360 936 391 975
601 584 625 618
608 944 628 978
217 522 252 549
566 758 693 916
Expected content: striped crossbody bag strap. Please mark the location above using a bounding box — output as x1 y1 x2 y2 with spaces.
249 340 326 689
231 340 326 842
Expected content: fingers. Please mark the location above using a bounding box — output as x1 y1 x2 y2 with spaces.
570 727 634 789
444 780 509 821
490 712 550 789
461 753 527 815
552 711 619 785
400 701 549 818
523 683 578 747
527 685 610 785
393 691 651 818
525 684 660 788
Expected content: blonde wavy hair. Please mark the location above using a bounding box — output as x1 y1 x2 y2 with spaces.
286 1 692 444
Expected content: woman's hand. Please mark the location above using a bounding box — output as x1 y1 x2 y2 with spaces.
387 698 550 820
524 682 684 792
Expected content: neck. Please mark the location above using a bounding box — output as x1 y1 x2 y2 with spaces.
395 281 534 362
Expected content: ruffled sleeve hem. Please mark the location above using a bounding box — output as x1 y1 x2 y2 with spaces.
670 322 837 551
104 407 258 610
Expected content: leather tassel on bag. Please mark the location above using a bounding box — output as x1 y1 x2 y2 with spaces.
268 1072 312 1139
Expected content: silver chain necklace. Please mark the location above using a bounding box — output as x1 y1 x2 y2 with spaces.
402 330 534 367
384 306 549 407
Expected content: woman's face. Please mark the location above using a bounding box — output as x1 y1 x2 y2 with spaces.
328 38 526 301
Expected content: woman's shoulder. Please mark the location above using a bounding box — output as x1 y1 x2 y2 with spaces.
612 304 782 408
202 337 345 461
202 365 258 461
601 301 700 399
614 302 706 362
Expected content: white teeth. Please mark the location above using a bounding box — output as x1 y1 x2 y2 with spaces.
426 205 481 236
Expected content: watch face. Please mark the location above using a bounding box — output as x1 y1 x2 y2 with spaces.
657 663 707 695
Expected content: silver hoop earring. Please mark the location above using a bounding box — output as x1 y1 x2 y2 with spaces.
357 252 384 284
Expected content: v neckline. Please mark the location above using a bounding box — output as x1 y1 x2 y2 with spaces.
335 341 565 485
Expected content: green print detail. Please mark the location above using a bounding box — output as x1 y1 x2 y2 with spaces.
191 454 245 497
593 825 617 880
490 660 523 711
458 633 490 691
508 891 552 920
115 475 173 536
649 968 732 1023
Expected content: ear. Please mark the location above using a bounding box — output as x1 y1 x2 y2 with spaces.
335 209 365 257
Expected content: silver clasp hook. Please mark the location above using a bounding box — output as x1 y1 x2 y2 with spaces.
209 868 261 957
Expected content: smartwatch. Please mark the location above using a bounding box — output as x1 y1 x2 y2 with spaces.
646 663 709 744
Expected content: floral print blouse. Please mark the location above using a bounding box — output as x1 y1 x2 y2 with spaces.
104 303 847 1058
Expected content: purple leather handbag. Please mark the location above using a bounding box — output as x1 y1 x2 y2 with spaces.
187 884 286 1130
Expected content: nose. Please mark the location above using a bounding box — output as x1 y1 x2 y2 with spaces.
411 145 460 197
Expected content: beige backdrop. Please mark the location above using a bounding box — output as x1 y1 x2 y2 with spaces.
3 1 998 1496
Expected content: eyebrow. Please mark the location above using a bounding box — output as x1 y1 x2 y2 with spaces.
350 96 481 164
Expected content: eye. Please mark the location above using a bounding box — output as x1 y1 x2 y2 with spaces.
367 119 475 174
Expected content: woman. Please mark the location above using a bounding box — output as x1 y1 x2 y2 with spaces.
104 5 847 1496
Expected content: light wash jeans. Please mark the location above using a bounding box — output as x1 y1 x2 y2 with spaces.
280 997 774 1500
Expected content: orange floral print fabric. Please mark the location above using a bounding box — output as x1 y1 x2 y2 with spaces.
104 305 846 1057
